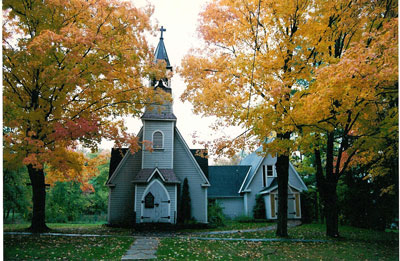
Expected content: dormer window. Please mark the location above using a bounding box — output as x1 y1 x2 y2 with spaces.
262 165 275 187
153 131 163 149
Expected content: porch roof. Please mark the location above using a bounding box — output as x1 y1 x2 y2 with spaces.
132 168 180 184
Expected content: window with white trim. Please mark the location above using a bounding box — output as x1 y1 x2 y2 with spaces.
262 165 275 187
153 131 163 149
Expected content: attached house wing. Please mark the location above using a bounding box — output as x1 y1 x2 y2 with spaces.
238 146 308 193
238 147 264 192
208 166 251 198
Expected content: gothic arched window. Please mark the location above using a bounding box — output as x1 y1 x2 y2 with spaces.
145 192 154 208
153 131 163 149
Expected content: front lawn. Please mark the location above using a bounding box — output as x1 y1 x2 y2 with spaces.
4 234 133 260
3 223 132 236
157 224 399 260
3 220 272 235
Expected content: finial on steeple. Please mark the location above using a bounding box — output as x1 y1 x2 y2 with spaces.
159 26 166 39
154 25 172 70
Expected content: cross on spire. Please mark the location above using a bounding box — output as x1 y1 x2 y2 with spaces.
159 26 166 39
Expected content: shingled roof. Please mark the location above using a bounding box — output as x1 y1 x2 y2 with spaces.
141 111 177 120
108 148 129 181
190 149 208 179
208 166 251 198
132 168 180 184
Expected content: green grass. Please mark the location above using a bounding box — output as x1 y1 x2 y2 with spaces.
3 223 132 236
4 234 133 260
5 222 398 260
157 224 399 260
176 220 274 233
3 220 272 235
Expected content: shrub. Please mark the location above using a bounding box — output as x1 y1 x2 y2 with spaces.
253 194 266 219
208 200 225 227
178 178 192 223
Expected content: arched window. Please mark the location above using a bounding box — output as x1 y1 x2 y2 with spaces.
145 192 154 208
153 131 163 149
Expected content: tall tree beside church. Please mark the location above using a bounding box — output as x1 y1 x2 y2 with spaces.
180 0 319 237
293 0 398 237
179 178 192 223
3 0 157 232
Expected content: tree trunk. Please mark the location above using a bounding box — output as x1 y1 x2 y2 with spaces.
275 151 290 237
314 133 340 237
6 208 11 220
27 165 50 232
325 182 339 237
314 191 319 222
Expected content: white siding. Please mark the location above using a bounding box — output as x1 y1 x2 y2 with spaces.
143 121 174 169
246 154 276 217
216 197 244 219
135 185 146 223
173 129 208 223
108 151 142 226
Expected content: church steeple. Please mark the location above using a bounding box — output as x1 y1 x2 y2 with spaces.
142 26 176 121
154 26 172 70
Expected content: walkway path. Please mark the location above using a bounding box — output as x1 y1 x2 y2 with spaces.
121 237 159 260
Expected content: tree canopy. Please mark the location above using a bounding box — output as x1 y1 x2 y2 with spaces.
3 0 160 231
179 0 398 237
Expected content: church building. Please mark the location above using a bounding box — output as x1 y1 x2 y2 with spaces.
106 27 210 226
106 27 308 226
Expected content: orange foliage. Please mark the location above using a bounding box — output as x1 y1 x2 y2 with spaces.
3 0 161 182
180 0 397 181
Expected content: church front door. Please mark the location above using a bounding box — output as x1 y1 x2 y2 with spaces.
142 179 171 223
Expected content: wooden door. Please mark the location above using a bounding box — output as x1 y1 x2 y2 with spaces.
142 180 170 223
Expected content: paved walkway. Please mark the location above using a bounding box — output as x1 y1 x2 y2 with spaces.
121 237 159 260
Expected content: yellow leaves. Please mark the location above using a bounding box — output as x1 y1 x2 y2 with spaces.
46 149 108 192
3 0 155 187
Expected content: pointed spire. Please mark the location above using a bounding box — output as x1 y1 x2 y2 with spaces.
154 26 172 69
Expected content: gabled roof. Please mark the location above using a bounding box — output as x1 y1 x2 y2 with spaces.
132 168 180 184
141 111 177 120
175 128 210 186
190 149 208 179
108 148 129 181
208 166 251 198
239 146 308 193
239 147 264 191
106 128 143 186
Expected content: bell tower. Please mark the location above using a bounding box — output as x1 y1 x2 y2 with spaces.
142 26 175 120
141 26 176 169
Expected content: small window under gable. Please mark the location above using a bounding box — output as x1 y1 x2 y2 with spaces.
262 165 275 187
266 165 273 176
153 131 163 149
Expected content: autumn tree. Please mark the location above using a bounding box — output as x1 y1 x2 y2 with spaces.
3 0 157 232
293 0 398 237
180 0 318 237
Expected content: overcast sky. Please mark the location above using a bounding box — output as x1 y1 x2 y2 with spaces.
101 0 244 161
